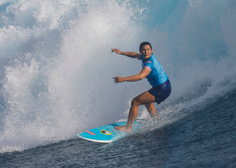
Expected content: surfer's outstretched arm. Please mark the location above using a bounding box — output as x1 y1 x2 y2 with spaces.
111 48 141 60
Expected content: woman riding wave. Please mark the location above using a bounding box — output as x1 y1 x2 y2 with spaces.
111 42 171 132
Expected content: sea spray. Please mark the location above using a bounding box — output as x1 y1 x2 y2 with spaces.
0 0 145 153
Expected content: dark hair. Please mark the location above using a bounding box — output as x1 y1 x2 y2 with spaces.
139 42 152 52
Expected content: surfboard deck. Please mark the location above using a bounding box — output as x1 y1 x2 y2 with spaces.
77 120 143 143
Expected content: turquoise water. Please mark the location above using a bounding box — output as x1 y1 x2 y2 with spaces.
0 0 236 167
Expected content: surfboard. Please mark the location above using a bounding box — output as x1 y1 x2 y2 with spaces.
77 120 143 143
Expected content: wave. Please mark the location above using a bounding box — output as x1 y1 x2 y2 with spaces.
0 0 235 153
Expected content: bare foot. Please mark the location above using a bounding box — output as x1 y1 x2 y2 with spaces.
115 126 132 133
151 114 157 119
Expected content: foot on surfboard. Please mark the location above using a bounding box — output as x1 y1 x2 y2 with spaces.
115 125 132 133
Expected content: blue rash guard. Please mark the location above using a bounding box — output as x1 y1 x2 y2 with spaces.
140 54 171 104
140 54 168 87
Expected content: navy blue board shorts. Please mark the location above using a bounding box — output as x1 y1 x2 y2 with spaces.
148 79 171 104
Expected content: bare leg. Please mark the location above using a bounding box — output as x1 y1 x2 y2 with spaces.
115 91 156 132
145 103 157 119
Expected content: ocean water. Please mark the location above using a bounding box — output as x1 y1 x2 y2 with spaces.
0 0 236 167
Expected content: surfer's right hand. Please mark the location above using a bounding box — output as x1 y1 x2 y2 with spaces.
111 49 122 55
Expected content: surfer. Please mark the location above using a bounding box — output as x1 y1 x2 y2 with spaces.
111 42 171 132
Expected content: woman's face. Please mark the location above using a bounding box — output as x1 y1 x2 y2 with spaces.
140 45 152 60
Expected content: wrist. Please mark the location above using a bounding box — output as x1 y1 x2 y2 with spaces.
121 52 124 55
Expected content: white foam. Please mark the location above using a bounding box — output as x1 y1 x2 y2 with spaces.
0 0 144 153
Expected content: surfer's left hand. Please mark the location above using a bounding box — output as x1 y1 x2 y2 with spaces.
113 76 124 83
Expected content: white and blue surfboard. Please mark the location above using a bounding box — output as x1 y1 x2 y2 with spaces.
77 120 143 143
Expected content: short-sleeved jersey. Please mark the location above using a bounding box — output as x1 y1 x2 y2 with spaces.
141 54 168 87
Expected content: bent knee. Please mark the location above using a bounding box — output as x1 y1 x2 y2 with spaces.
131 98 141 106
